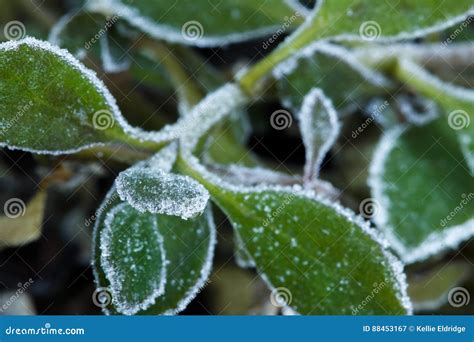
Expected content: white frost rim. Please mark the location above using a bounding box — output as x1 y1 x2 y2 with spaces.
86 0 301 48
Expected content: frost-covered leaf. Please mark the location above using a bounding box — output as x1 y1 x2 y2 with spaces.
214 187 410 314
395 58 474 174
49 11 132 73
86 0 303 47
408 262 471 312
0 191 46 249
177 157 412 315
369 120 474 264
116 167 209 219
274 43 389 112
100 203 167 315
289 0 474 48
298 88 340 183
0 38 153 154
93 188 215 315
240 2 474 94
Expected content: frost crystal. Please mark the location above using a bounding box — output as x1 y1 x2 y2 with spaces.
116 168 209 220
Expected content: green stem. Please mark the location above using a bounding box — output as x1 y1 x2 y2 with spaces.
238 20 319 95
139 38 203 108
175 151 227 202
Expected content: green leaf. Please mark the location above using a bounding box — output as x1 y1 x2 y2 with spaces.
240 0 474 93
100 203 167 315
369 120 474 264
275 43 389 111
177 156 412 315
87 0 304 47
116 167 209 219
394 58 474 174
0 38 157 154
93 188 216 315
307 0 474 42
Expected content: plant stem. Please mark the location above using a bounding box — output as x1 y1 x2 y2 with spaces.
139 38 203 108
238 19 318 95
